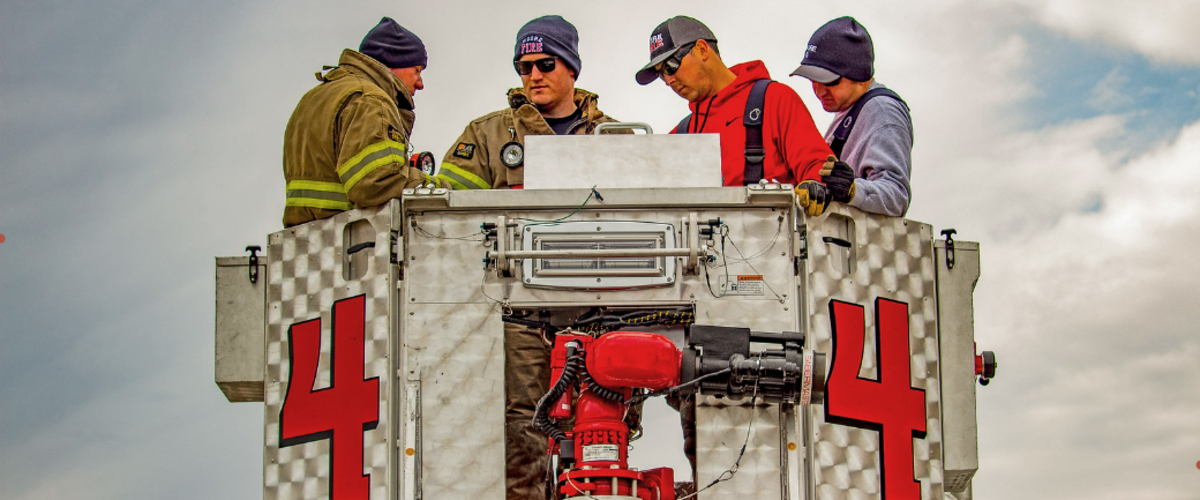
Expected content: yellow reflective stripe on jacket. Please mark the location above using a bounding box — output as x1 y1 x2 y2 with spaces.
285 180 353 211
436 162 490 190
336 140 407 191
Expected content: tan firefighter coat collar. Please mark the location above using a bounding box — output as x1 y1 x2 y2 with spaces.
321 49 416 111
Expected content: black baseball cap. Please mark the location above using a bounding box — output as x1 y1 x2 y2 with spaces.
790 16 874 83
635 16 716 85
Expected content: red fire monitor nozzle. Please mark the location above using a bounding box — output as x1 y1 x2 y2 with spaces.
536 326 826 500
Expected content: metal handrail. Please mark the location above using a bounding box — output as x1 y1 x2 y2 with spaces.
593 122 654 135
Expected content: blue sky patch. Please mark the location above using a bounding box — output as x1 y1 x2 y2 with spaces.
1022 28 1200 153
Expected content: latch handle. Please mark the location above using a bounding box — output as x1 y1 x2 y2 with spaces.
941 229 957 270
245 245 261 284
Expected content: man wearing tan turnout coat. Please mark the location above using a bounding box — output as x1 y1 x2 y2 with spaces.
282 17 442 227
434 15 631 500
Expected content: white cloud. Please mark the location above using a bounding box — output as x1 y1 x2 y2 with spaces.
1007 0 1200 65
961 113 1200 500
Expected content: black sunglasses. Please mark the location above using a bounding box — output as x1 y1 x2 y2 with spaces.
822 77 843 87
657 42 697 78
514 57 558 76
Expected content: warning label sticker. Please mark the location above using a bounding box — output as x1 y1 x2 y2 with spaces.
718 275 765 295
582 444 620 463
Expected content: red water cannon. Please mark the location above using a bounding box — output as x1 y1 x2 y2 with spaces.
535 326 826 499
538 332 678 500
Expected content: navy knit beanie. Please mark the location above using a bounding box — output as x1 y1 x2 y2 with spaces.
513 15 581 77
360 17 428 69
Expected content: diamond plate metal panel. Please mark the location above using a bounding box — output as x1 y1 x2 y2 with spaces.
401 304 506 498
695 398 784 500
804 207 942 500
265 203 397 500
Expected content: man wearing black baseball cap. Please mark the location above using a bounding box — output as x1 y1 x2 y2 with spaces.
635 16 832 193
791 16 913 217
436 15 620 192
282 17 443 227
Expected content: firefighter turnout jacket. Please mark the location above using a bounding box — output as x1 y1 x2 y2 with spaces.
436 88 618 190
282 49 440 228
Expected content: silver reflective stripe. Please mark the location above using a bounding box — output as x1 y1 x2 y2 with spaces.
287 189 350 203
438 169 487 190
338 147 406 185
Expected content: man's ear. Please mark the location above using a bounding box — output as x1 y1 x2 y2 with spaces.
694 39 714 61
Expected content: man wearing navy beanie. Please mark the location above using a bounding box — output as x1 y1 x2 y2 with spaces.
281 17 443 228
790 16 913 217
435 15 620 191
434 15 626 500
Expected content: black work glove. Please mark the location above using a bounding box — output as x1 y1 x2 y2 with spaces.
794 180 830 217
820 155 857 203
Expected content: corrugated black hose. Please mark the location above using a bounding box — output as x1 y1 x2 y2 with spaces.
580 366 624 402
533 348 582 442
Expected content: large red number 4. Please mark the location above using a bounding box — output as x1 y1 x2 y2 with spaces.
827 299 927 500
280 295 380 500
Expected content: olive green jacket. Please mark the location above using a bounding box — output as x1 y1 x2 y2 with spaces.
282 49 438 227
436 88 617 189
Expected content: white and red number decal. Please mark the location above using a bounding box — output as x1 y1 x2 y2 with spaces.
827 298 927 500
279 295 380 500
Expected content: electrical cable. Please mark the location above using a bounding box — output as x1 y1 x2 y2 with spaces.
702 224 731 298
478 269 506 314
580 364 624 402
624 368 732 406
571 307 695 334
513 186 598 224
677 352 764 500
724 229 784 303
722 214 786 264
533 350 583 442
502 314 555 332
562 471 601 500
411 221 487 242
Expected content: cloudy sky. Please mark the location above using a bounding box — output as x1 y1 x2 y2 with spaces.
2 0 1199 499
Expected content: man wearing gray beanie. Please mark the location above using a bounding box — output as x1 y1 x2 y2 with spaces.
434 15 627 500
281 17 444 228
790 16 913 217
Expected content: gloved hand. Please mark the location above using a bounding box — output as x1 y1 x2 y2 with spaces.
795 180 830 217
820 155 856 203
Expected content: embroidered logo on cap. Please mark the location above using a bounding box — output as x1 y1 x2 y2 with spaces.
519 35 544 55
649 34 664 52
804 44 818 60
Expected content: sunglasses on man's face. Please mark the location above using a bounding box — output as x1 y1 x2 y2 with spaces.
657 43 697 79
514 57 558 76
